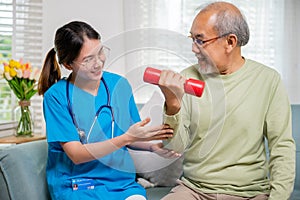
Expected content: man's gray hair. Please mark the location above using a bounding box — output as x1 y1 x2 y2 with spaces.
198 2 250 47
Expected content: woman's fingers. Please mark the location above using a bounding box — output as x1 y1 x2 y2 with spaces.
138 117 151 126
143 123 171 133
149 134 173 141
151 143 182 158
127 119 173 142
147 128 174 139
163 150 181 158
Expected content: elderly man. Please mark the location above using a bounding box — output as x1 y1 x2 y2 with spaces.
158 1 295 200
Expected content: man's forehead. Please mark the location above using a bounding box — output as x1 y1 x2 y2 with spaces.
190 12 217 37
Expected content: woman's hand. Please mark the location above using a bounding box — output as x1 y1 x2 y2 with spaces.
150 142 181 158
125 118 173 143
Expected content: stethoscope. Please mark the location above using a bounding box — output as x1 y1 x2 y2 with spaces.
66 75 115 144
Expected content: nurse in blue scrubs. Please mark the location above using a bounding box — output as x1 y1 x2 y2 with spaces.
37 21 175 200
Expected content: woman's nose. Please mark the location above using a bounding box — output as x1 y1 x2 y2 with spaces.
93 57 104 69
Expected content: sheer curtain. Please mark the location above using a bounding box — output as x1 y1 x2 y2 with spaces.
121 0 299 104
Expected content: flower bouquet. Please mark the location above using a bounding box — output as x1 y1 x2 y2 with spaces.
1 59 40 136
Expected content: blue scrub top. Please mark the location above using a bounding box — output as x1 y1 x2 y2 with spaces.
43 72 145 200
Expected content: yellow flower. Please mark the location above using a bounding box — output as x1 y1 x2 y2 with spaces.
4 65 10 72
9 59 21 69
9 68 17 77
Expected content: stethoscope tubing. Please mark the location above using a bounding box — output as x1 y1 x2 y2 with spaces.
66 75 115 143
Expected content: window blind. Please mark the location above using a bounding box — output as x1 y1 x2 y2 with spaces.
0 0 43 134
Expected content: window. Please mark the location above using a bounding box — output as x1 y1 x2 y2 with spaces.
0 0 43 134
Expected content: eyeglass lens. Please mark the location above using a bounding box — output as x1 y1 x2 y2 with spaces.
81 46 110 68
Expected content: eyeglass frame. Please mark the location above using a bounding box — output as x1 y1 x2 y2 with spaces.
189 33 231 46
72 45 110 68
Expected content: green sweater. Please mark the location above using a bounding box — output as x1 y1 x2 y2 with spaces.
163 59 295 199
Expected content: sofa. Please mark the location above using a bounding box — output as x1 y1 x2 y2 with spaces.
0 104 299 200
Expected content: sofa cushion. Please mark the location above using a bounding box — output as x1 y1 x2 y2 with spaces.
0 140 50 200
146 187 172 200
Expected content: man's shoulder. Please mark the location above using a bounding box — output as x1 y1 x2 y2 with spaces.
246 59 279 76
245 59 283 87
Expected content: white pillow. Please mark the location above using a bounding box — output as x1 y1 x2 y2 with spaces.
130 91 183 187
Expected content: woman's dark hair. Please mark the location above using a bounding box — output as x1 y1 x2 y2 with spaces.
38 21 101 95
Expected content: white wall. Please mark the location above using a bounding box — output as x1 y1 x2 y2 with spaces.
42 0 126 75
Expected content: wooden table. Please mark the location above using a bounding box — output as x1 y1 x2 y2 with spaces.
0 134 46 144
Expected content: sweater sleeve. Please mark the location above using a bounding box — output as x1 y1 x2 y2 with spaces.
162 95 191 154
265 75 296 200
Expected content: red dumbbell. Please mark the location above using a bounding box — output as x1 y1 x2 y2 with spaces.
143 67 205 97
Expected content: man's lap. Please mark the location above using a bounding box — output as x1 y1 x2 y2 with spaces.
161 182 268 200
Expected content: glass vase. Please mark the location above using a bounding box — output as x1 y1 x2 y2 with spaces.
14 100 34 137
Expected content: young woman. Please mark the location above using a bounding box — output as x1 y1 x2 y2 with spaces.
38 21 174 200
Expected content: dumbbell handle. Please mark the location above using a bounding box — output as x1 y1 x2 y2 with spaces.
143 67 205 97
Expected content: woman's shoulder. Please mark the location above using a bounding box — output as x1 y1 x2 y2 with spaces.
43 78 67 99
102 71 124 80
102 71 135 96
102 71 118 78
102 71 130 86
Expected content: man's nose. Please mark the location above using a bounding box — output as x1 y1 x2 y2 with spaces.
192 42 201 54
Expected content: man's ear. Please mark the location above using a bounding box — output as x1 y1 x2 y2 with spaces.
226 34 238 52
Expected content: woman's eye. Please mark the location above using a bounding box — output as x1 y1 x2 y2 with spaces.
83 57 93 64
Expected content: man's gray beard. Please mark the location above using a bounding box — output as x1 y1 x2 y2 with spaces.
195 50 219 76
197 60 219 76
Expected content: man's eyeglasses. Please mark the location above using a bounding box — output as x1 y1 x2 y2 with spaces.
189 33 230 46
73 45 110 68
